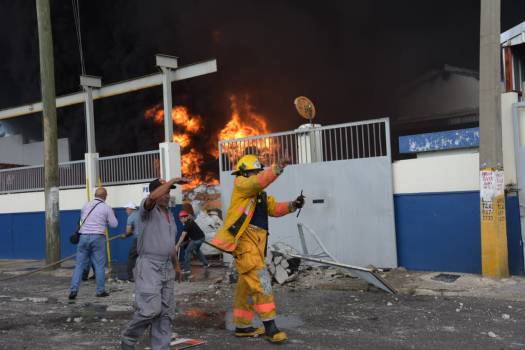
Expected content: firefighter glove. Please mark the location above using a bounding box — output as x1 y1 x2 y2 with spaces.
292 195 305 209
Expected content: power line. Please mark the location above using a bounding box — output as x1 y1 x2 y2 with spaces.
71 0 86 75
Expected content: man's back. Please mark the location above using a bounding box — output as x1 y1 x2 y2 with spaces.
79 198 118 234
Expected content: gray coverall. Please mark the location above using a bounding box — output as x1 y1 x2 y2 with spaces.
121 200 177 350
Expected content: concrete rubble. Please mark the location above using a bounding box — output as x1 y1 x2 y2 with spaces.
1 258 525 349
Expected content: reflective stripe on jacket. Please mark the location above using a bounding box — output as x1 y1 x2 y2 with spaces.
211 165 294 252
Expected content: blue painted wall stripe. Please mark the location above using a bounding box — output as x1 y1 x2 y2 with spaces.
1 198 522 275
394 191 523 275
0 206 183 263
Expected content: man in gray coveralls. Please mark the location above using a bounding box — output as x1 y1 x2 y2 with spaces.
121 177 188 350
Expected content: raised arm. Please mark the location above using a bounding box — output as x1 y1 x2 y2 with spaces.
143 177 189 210
235 164 285 198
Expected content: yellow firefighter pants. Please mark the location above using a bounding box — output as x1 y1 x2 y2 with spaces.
233 225 276 327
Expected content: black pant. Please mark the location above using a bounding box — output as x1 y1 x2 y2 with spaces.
127 238 138 280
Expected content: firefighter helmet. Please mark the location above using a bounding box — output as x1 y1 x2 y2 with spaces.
232 154 263 175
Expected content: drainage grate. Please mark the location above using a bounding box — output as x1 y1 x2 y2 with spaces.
431 273 461 283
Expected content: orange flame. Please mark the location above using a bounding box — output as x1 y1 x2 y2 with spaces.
145 95 271 189
172 133 191 148
218 95 270 141
146 105 205 187
216 96 275 164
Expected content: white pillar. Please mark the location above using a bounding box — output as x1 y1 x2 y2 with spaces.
161 68 174 143
156 55 179 143
159 142 182 204
501 92 519 186
84 152 99 200
80 75 102 154
296 124 323 163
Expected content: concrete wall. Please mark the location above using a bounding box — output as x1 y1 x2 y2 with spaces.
0 207 184 262
392 149 523 275
0 183 185 263
0 183 149 213
393 151 479 194
0 134 70 166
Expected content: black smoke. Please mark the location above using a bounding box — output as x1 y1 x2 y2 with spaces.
1 0 525 176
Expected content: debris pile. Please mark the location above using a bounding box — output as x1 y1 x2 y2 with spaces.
266 251 301 285
183 184 223 255
183 184 222 215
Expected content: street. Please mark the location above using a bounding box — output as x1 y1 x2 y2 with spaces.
0 262 524 349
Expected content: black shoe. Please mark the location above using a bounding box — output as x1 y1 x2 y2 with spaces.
96 291 110 297
263 320 288 343
68 291 77 300
235 326 265 337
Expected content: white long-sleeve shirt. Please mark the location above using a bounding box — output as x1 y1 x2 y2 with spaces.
78 198 118 235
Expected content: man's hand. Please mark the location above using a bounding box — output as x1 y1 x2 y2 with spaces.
275 154 292 172
173 177 190 185
120 233 128 239
292 192 305 209
292 197 305 209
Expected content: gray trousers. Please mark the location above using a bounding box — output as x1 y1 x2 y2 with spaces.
121 256 175 350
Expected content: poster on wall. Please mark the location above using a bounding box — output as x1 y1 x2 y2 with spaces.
480 168 505 221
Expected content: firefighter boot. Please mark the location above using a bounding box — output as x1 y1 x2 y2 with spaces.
235 326 265 337
263 320 288 343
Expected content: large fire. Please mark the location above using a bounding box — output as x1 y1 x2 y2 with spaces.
218 95 270 141
145 95 271 189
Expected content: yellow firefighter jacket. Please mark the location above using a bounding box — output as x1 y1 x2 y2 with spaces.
211 165 294 252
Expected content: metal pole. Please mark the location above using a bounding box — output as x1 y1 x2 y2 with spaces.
479 0 509 278
161 67 174 143
36 0 60 267
84 86 96 153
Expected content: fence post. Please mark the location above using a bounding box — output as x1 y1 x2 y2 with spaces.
159 142 182 204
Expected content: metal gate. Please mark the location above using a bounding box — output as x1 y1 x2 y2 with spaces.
218 118 397 268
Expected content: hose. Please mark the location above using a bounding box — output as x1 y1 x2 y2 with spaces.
0 234 122 282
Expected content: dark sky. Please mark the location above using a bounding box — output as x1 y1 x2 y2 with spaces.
1 1 525 175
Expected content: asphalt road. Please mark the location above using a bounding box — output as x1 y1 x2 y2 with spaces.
0 267 524 350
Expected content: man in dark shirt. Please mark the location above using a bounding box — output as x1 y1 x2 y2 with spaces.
175 210 209 275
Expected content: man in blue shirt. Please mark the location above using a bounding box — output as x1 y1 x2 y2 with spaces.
120 202 140 282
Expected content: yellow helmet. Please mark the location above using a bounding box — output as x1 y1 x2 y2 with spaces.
232 154 263 175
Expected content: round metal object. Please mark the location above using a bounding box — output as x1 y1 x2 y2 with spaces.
294 96 316 120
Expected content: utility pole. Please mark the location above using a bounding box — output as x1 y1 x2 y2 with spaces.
479 0 508 278
36 0 60 267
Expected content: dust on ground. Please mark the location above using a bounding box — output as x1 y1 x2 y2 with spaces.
1 259 525 349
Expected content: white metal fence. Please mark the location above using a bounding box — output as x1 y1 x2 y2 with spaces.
218 119 389 172
0 160 85 194
98 150 160 186
0 150 160 194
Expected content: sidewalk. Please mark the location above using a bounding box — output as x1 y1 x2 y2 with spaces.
384 268 525 301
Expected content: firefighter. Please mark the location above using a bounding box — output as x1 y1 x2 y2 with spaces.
211 154 304 343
